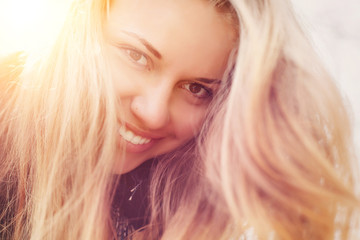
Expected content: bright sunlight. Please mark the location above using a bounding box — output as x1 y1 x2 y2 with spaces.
0 0 72 56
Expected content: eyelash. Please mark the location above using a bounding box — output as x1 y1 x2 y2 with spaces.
118 45 214 101
181 82 213 100
121 47 150 69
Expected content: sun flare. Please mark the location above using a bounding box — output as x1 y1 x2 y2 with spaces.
0 0 72 56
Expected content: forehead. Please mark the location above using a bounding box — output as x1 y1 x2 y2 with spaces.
107 0 234 33
106 0 236 78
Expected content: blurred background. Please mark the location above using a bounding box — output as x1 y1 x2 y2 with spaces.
291 0 360 157
0 0 359 156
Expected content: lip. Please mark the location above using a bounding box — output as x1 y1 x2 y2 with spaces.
118 123 165 153
124 138 156 153
124 123 165 140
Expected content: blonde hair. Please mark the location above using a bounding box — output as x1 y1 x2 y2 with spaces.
0 0 359 240
143 0 360 239
1 0 118 239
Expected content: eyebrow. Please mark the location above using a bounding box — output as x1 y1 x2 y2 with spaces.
120 31 221 84
195 78 222 85
121 30 162 59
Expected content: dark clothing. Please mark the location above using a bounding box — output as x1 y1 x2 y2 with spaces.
111 160 154 240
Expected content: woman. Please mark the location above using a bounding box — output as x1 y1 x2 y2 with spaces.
1 0 359 239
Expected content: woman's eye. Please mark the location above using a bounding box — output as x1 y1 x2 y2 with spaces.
124 49 148 66
182 83 213 99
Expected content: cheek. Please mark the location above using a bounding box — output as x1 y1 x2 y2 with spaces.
109 60 139 97
107 46 141 94
171 102 208 140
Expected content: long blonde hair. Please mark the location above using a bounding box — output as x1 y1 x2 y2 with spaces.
144 0 360 239
0 0 359 239
1 0 118 239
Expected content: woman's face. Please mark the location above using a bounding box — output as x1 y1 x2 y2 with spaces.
105 0 235 174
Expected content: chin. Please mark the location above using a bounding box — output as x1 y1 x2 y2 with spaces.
113 155 150 174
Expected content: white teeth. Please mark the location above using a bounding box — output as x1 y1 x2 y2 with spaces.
119 126 151 145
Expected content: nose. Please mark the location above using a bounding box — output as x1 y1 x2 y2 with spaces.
130 84 171 130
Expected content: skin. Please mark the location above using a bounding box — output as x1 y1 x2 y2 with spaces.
105 0 236 174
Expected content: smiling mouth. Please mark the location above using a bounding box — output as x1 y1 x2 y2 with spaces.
118 126 151 145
